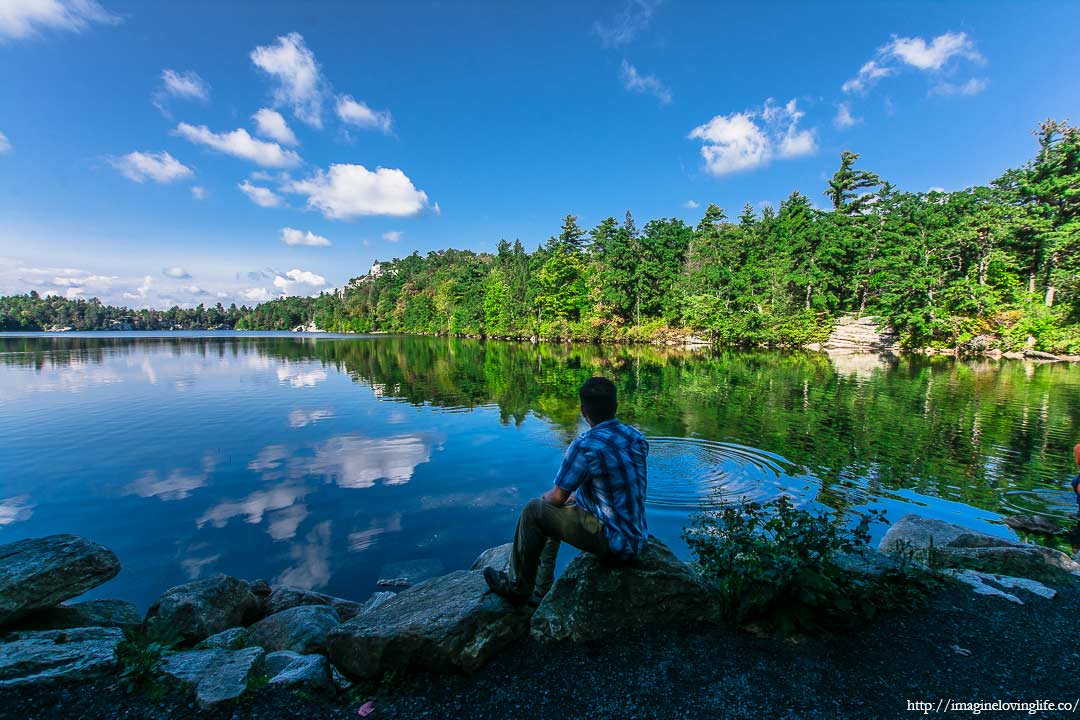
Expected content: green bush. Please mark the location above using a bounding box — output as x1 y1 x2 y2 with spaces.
684 496 932 634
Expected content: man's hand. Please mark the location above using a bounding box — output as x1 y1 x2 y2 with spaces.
541 485 571 507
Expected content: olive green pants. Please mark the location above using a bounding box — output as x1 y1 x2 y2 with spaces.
509 498 610 602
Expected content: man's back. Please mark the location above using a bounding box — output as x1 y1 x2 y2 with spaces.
554 418 649 559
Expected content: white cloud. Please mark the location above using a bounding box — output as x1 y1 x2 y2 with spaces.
241 287 274 303
288 409 334 428
594 0 662 47
238 180 282 208
285 163 430 220
190 185 207 200
281 227 331 247
886 32 982 71
273 268 326 295
833 102 859 129
689 98 815 177
382 231 402 243
162 266 190 279
109 151 194 183
0 0 119 40
682 200 699 209
252 108 298 146
930 77 988 96
251 32 325 128
619 60 671 104
335 95 392 133
175 123 301 168
842 60 891 94
160 69 209 101
0 130 10 153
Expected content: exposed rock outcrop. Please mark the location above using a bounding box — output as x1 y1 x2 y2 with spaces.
469 543 511 574
145 575 259 645
195 627 251 651
264 650 332 690
327 569 531 680
15 599 140 632
0 535 121 627
161 646 265 709
822 315 899 353
0 627 124 687
1002 514 1064 537
530 536 721 643
244 604 339 655
264 585 364 622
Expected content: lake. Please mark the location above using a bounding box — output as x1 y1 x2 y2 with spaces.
1 332 1078 610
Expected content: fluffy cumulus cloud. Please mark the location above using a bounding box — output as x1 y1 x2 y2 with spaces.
843 32 985 96
382 231 402 243
689 98 815 177
238 180 282 208
0 0 120 40
251 32 326 128
162 266 190 279
160 69 209 101
175 123 301 168
273 268 326 294
594 0 662 47
281 227 330 247
109 151 194 183
335 95 392 133
190 185 207 200
833 102 859 129
285 163 430 220
252 108 298 146
682 200 699 209
619 60 671 104
0 130 9 153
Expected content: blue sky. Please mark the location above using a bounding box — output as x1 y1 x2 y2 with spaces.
1 0 1078 308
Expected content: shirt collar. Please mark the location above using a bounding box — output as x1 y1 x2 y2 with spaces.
586 418 619 433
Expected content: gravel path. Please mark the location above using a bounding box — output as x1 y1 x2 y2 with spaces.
3 584 1078 720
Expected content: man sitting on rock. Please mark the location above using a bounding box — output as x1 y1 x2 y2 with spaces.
484 376 649 606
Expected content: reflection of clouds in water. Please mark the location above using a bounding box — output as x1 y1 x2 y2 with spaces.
267 503 310 541
196 484 310 533
0 495 33 526
179 542 221 580
275 520 332 590
419 486 520 510
249 444 290 472
305 434 435 488
126 452 217 501
1 356 124 396
348 513 403 553
288 408 334 428
276 364 327 388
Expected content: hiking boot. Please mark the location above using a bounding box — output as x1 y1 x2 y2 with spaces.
483 567 530 605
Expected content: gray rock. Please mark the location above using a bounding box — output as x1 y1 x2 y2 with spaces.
15 599 140 632
0 627 124 687
161 646 265 709
530 536 721 643
327 569 531 680
469 544 512 574
264 650 332 690
264 585 364 622
834 546 900 577
879 514 1080 577
245 604 339 655
195 627 252 650
0 535 121 627
376 558 445 587
1003 514 1063 536
145 575 259 645
356 591 396 614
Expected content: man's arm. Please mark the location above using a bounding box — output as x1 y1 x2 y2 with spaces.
546 437 587 507
541 485 571 507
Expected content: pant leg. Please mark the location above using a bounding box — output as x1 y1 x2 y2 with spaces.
509 498 609 595
531 538 560 602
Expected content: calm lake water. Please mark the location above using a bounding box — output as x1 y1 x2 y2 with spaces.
1 332 1078 610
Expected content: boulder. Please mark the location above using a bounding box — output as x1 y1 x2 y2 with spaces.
327 569 531 680
144 575 259 645
264 585 364 622
0 535 121 627
530 536 721 643
245 604 339 655
1002 514 1063 536
161 646 265 709
195 627 252 651
16 599 140 632
469 543 512 574
376 558 445 587
0 627 124 687
356 591 395 615
879 514 1080 577
264 650 332 690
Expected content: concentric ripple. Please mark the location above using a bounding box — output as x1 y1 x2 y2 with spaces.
646 436 799 510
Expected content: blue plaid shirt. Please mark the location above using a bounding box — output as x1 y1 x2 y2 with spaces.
554 418 649 559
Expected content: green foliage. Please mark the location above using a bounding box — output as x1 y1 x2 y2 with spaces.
684 497 932 634
115 618 182 695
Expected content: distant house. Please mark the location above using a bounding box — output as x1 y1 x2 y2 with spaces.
107 318 135 331
369 260 383 278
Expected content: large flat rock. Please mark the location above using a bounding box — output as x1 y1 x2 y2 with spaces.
264 585 365 621
145 575 259 645
245 604 340 654
0 535 120 627
161 646 265 709
264 650 332 690
327 569 531 680
0 627 124 687
15 599 140 632
530 536 722 643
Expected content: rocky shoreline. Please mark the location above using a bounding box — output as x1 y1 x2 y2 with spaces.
1 514 1078 717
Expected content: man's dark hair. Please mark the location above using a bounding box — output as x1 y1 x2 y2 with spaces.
579 376 617 423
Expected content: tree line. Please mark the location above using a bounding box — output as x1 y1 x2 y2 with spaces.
3 120 1077 352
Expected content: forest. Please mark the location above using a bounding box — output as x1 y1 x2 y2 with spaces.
2 120 1077 352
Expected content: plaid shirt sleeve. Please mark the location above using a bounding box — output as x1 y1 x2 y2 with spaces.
554 436 590 493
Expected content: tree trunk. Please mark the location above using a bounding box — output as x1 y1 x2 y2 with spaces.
804 283 812 311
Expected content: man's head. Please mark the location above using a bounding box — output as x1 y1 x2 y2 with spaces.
579 376 617 426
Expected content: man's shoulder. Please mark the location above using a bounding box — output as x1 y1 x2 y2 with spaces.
586 420 645 447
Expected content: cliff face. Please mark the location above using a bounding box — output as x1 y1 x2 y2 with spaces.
822 315 899 352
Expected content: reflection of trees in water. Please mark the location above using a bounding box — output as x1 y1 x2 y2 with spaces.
5 334 1080 518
